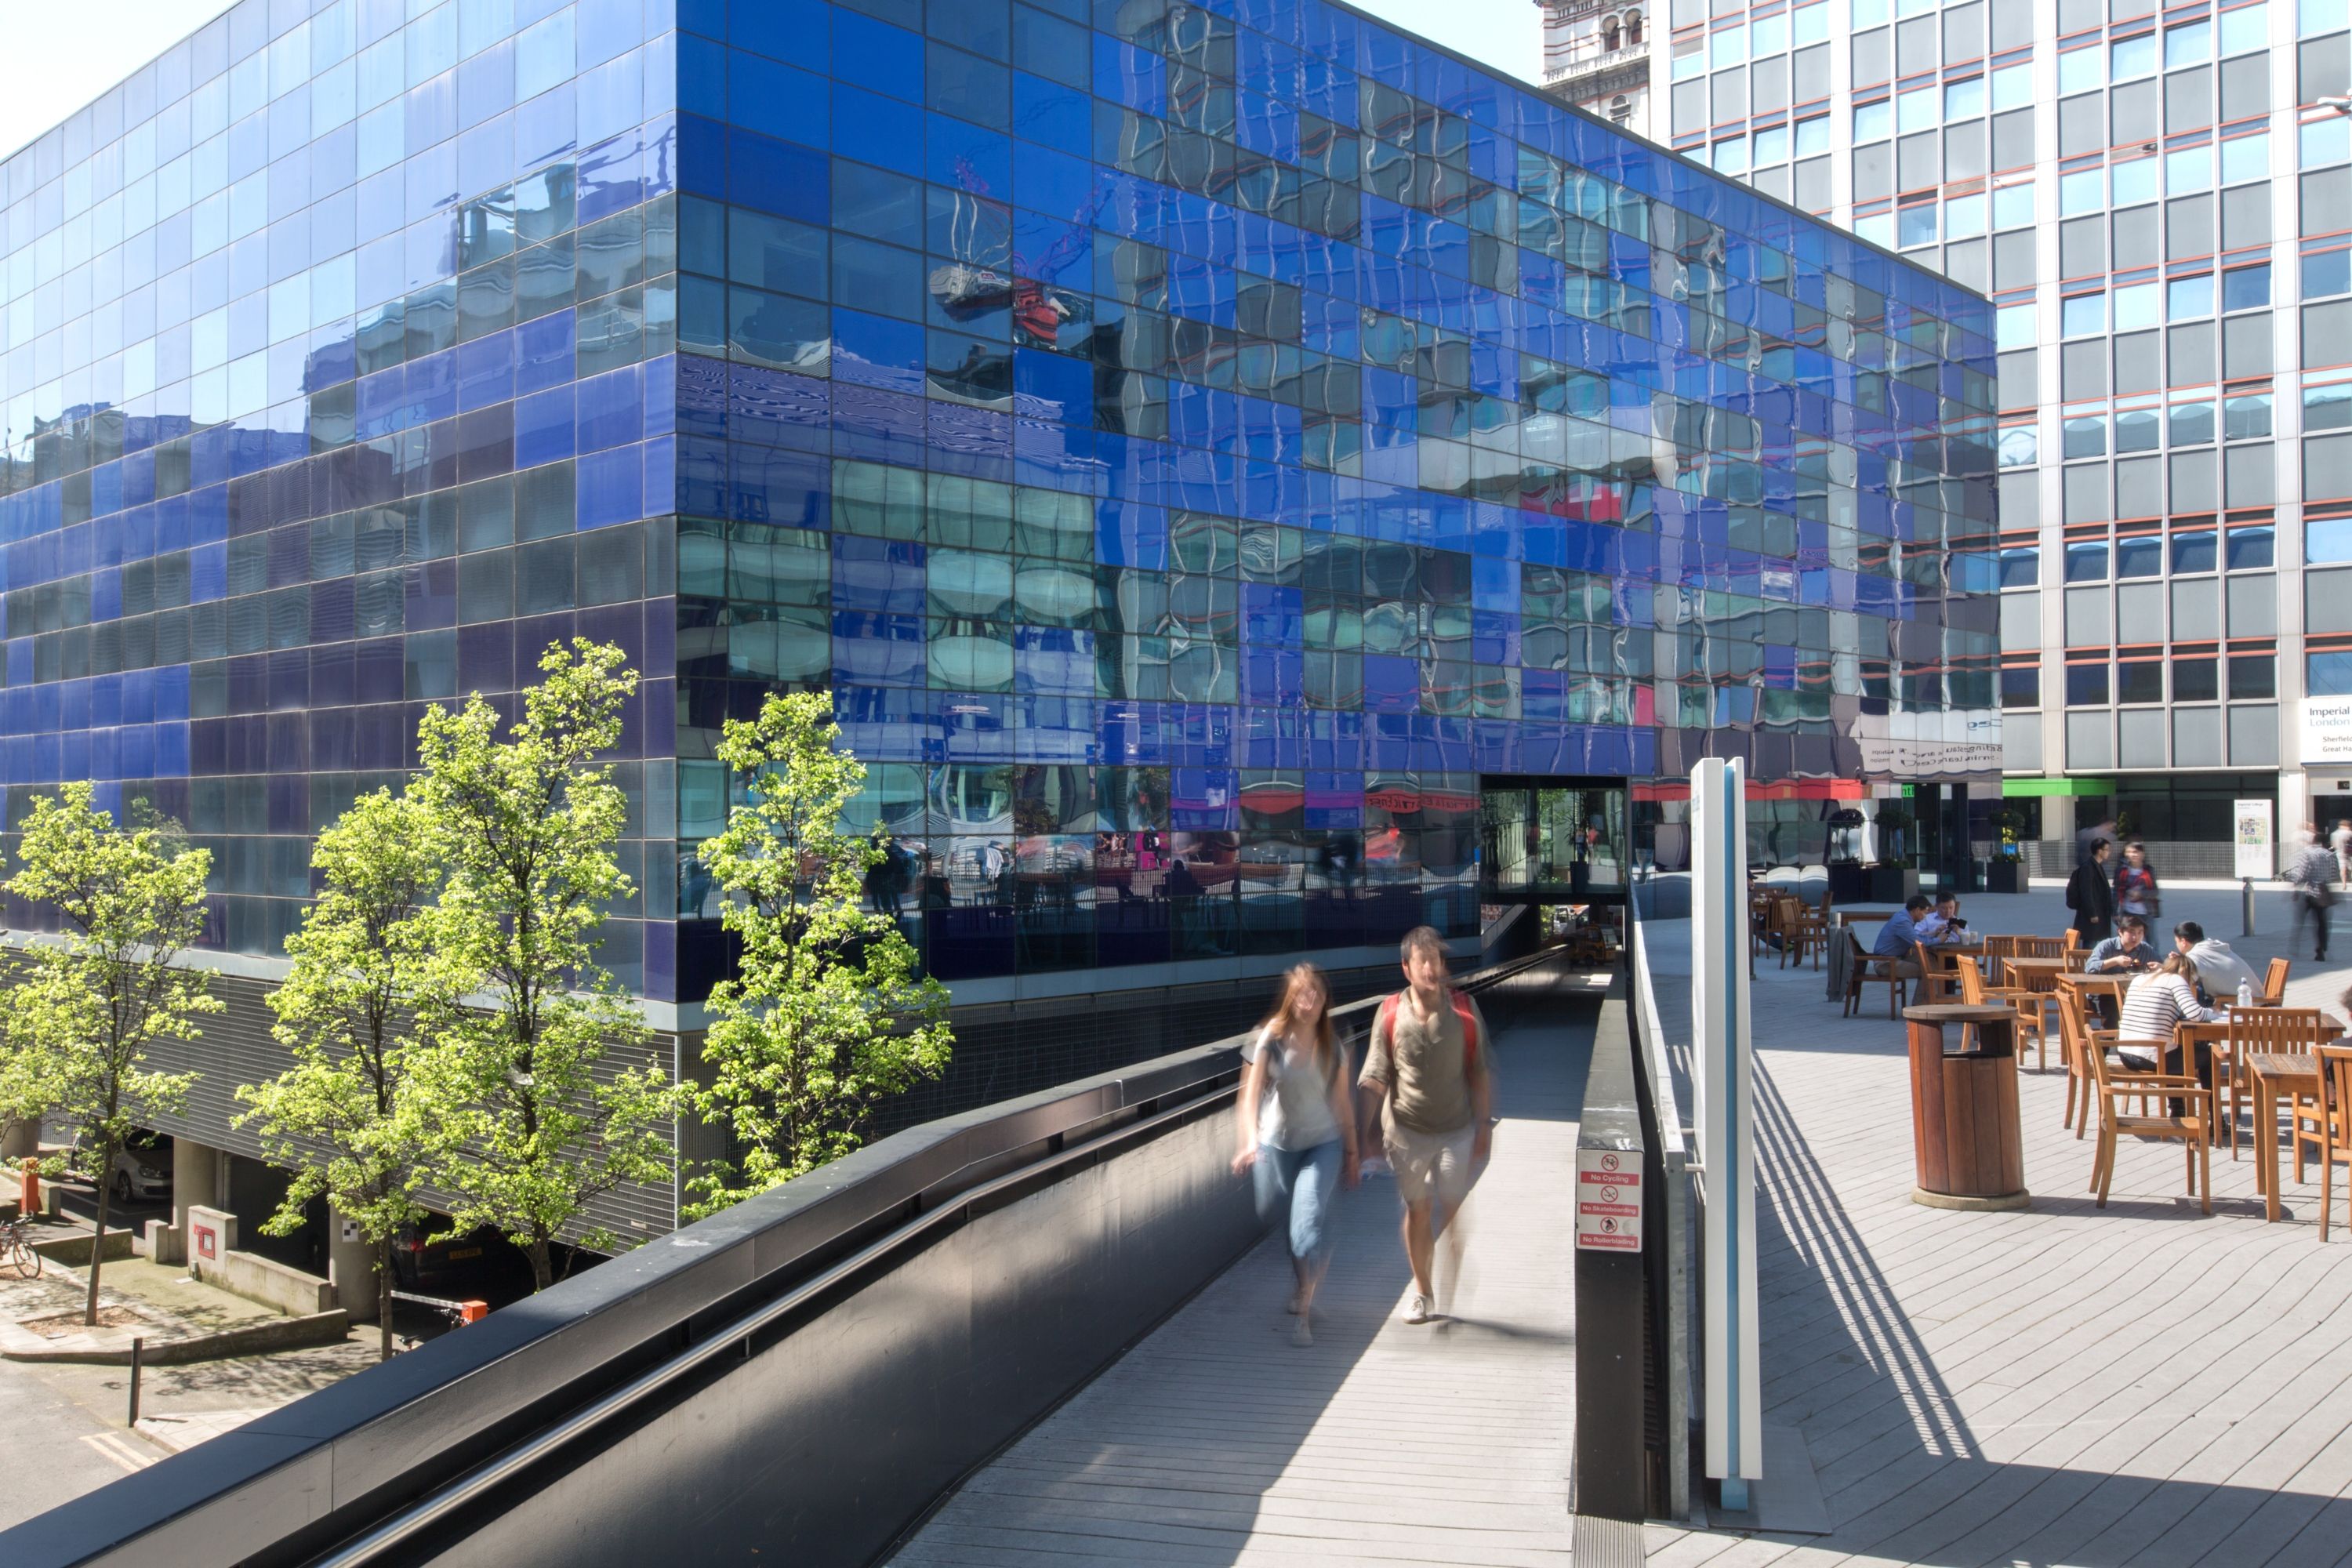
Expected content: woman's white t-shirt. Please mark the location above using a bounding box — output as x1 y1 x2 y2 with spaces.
1243 1025 1343 1151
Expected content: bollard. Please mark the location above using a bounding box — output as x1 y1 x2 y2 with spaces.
128 1337 143 1427
2243 877 2256 938
20 1157 38 1218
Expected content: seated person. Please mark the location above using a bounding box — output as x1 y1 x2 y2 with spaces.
2114 952 2225 1079
2085 914 2161 974
2173 920 2261 1005
1871 895 1933 978
1914 891 1978 946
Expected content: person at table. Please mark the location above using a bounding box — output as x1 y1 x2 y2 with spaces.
1871 895 1932 980
2172 920 2260 1007
2114 953 2227 1117
1915 891 1979 946
2066 837 2116 946
2084 913 2160 974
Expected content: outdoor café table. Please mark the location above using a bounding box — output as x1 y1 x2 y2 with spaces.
2002 954 2070 991
2248 1051 2324 1222
2056 970 2134 1029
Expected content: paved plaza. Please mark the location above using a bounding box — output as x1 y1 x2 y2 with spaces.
1646 884 2352 1567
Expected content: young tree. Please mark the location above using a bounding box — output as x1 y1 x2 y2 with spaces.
685 691 952 1220
4 782 216 1325
235 789 444 1359
408 640 682 1291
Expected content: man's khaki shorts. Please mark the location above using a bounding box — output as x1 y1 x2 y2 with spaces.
1385 1122 1475 1207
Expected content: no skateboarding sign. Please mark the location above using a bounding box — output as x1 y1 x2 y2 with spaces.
1575 1147 1643 1251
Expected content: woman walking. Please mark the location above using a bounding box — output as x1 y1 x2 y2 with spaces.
1232 964 1360 1346
2114 841 2160 923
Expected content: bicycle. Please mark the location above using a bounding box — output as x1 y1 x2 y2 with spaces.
1 1214 41 1279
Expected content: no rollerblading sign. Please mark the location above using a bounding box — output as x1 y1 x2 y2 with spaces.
1575 1147 1643 1251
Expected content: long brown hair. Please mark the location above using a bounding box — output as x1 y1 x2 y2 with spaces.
1258 963 1339 1082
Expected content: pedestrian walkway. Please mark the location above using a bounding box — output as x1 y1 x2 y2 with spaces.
1645 897 2352 1568
891 1003 1595 1566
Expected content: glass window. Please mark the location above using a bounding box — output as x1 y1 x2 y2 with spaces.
2111 161 2158 207
1993 181 2034 229
2168 146 2213 193
1855 100 1891 140
1714 137 1749 173
2230 652 2277 698
2060 168 2103 216
2305 248 2352 299
2172 399 2217 445
2308 516 2352 564
2062 293 2105 337
2310 651 2352 696
2117 661 2165 703
2305 118 2352 171
2221 2 2270 54
2302 0 2347 38
2166 20 2213 64
1944 77 1985 121
2172 658 2220 702
2116 536 2165 577
1999 546 2040 587
2063 412 2109 459
1946 192 1985 237
1753 13 1789 54
2114 282 2160 331
1795 3 1831 45
2058 49 2101 96
2111 34 2157 80
2309 382 2352 432
2227 524 2276 569
1712 25 1747 66
1991 62 2031 112
1755 125 1791 165
1996 301 2037 349
2169 276 2215 320
2067 541 2112 582
1673 39 1704 78
1897 85 1936 133
2221 133 2268 186
2225 391 2274 438
2172 530 2219 572
2115 407 2161 452
2067 662 2111 704
1853 0 1888 23
2223 264 2270 312
2000 426 2038 466
1898 203 1937 247
2001 664 2041 708
1795 116 1831 156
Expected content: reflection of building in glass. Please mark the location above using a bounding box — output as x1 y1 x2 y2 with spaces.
0 0 1992 1018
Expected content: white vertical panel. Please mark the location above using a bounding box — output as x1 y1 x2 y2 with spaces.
1693 757 1761 1489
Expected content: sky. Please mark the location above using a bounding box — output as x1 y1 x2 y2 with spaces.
0 0 1544 162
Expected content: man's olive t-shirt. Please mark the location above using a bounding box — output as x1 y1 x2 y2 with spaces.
1359 989 1486 1135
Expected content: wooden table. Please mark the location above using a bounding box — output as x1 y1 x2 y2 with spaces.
2002 955 2070 990
2249 1051 2323 1221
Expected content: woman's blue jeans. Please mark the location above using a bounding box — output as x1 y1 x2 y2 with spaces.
1253 1139 1342 1264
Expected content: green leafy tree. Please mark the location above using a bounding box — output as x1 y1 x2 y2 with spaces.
4 782 216 1324
408 640 682 1291
685 691 952 1219
235 789 444 1359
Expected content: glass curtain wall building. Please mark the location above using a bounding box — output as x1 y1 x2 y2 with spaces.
0 0 1994 1019
1643 0 2352 866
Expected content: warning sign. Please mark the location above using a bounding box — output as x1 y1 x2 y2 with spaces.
1576 1147 1643 1252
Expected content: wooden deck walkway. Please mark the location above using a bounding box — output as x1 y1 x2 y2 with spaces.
891 999 1597 1566
1646 896 2352 1568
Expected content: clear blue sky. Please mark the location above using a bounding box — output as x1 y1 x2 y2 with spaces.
1 1 1542 165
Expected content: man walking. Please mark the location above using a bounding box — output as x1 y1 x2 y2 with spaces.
2290 834 2336 963
1359 926 1494 1326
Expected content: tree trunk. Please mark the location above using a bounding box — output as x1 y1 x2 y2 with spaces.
85 1174 111 1327
378 1238 395 1361
526 1232 553 1294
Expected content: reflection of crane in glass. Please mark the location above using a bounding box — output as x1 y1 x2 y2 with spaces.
928 151 1104 357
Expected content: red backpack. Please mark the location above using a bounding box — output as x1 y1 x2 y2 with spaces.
1375 987 1480 1069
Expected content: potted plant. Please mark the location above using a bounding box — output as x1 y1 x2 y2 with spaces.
1985 807 2027 893
1867 804 1918 902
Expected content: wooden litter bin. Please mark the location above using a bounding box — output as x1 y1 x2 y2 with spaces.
1902 1004 2029 1210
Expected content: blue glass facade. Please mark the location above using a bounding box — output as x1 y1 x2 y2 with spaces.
0 0 1995 1005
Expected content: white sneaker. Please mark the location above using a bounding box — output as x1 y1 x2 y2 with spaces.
1291 1317 1313 1347
1402 1293 1432 1324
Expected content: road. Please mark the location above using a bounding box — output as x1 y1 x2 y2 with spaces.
0 1285 167 1531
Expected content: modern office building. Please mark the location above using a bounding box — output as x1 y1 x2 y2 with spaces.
0 0 1992 1246
1641 0 2352 873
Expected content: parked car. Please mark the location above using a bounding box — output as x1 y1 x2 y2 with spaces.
78 1128 172 1205
387 1223 504 1294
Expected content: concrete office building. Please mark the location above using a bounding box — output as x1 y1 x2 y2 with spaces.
1541 2 1658 136
0 0 1992 1251
1632 0 2352 873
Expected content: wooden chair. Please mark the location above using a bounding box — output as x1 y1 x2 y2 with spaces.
1955 955 2049 1070
2009 935 2066 960
1842 930 1909 1018
1911 941 1964 1004
2220 1008 2329 1162
2310 1044 2352 1241
2056 989 2134 1134
1784 902 1830 971
2082 1019 2214 1214
2257 956 2292 1008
